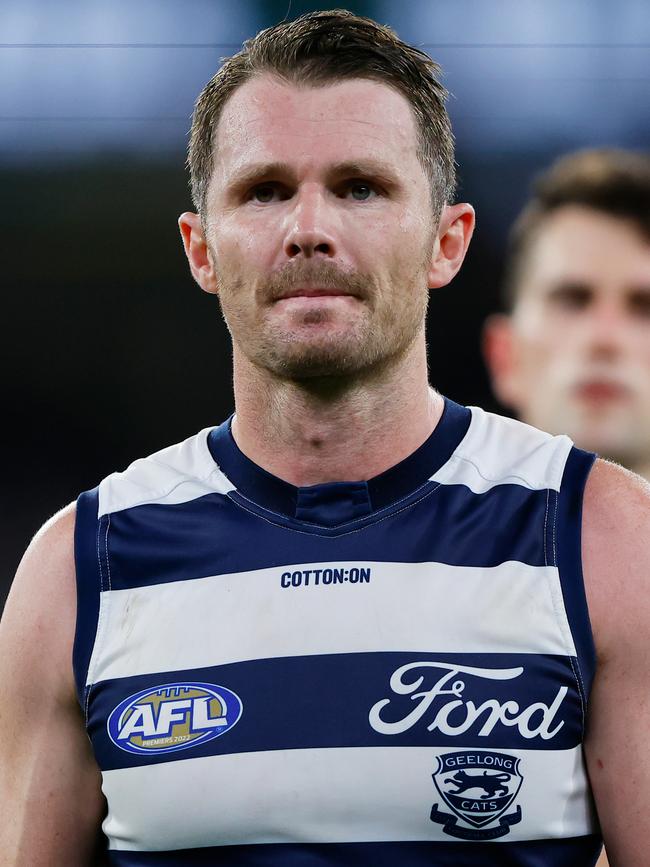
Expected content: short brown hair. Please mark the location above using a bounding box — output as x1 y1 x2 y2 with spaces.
187 9 456 223
505 148 650 305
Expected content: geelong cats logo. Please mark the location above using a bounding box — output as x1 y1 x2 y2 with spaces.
431 751 523 840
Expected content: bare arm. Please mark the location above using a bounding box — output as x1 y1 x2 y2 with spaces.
0 505 106 866
582 460 650 866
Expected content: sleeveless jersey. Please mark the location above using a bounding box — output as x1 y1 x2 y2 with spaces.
74 398 602 865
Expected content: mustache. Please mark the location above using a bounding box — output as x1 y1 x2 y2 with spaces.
262 261 372 301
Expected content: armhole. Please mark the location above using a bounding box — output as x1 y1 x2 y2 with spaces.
72 487 102 709
555 446 598 702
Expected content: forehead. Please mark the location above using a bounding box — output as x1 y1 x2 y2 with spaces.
212 74 421 181
523 205 650 291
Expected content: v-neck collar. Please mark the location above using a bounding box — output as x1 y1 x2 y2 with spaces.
207 396 470 527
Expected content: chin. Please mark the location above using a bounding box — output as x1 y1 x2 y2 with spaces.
267 352 373 380
564 419 638 461
261 337 389 380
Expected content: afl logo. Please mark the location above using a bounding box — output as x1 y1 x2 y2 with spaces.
107 682 242 755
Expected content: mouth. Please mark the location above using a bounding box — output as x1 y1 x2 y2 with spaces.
275 287 357 300
573 379 631 402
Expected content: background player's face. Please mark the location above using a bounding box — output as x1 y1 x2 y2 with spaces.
485 206 650 465
201 75 438 379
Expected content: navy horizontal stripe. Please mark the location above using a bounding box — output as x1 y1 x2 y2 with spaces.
89 652 582 771
103 481 548 592
108 836 603 866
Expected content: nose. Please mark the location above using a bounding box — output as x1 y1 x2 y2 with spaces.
582 299 628 358
283 185 338 260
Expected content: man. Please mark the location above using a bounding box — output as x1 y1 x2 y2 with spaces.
483 149 650 481
1 12 648 866
483 148 650 867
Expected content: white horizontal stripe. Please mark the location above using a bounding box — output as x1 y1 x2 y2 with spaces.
98 427 234 517
431 408 573 494
87 560 576 685
102 745 597 850
96 409 575 515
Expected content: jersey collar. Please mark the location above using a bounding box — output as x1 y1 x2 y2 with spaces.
207 396 470 526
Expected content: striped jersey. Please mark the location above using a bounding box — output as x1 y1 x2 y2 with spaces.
74 398 602 865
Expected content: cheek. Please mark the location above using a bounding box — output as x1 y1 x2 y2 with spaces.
516 307 575 363
211 214 274 270
514 327 570 386
353 204 430 258
630 329 650 368
523 334 558 362
212 232 248 270
395 210 433 254
380 226 432 286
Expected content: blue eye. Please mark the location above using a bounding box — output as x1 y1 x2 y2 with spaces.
349 182 374 201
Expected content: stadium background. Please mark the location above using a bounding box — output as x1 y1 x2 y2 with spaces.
1 0 648 610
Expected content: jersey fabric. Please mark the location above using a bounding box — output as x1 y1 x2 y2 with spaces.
74 398 602 865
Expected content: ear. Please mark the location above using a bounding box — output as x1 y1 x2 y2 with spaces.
428 203 475 289
178 212 219 295
481 313 522 408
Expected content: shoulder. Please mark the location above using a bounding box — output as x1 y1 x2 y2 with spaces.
97 427 232 516
0 504 109 862
583 456 650 520
434 405 572 492
0 503 78 701
12 501 77 599
582 458 650 661
580 461 650 862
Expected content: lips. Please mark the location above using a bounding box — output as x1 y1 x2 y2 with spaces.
275 287 355 300
574 380 630 402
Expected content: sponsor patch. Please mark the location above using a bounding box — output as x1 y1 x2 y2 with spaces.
430 750 523 840
107 682 242 755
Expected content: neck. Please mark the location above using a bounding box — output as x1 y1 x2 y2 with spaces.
230 339 443 488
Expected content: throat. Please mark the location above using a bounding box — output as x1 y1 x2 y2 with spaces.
231 388 444 488
230 337 443 487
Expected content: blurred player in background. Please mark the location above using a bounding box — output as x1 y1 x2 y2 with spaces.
484 149 650 481
483 149 650 867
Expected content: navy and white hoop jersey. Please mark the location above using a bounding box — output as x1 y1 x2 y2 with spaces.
74 398 602 865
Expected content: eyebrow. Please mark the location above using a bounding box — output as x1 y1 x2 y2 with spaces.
327 160 402 187
224 158 402 193
226 162 294 192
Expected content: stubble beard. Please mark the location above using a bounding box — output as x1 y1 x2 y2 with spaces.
217 257 430 382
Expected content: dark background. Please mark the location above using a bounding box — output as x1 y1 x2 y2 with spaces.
2 0 649 609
